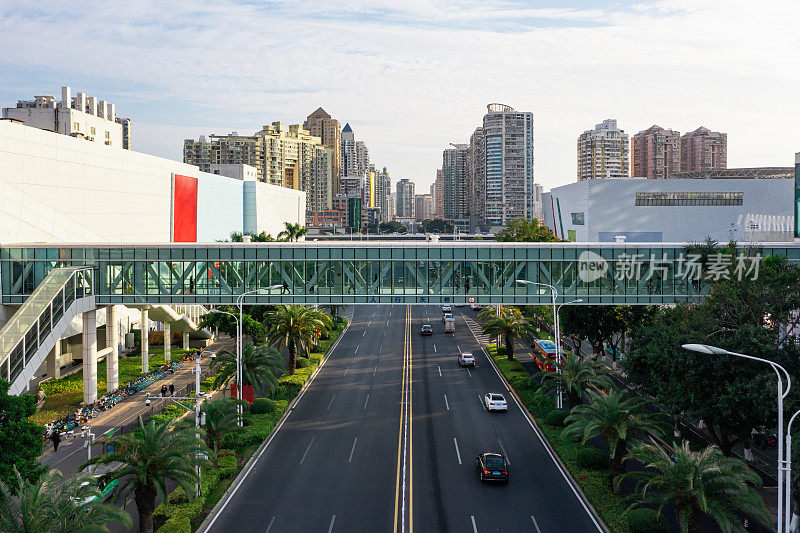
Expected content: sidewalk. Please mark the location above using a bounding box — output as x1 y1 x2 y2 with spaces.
39 336 235 478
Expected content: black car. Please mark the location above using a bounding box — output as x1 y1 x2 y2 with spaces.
420 324 433 336
475 452 509 483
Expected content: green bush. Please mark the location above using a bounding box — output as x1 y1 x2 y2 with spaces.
544 409 569 427
252 398 276 414
220 427 247 449
626 508 668 533
296 357 311 369
576 447 609 470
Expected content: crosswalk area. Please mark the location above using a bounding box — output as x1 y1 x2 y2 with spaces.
461 313 491 345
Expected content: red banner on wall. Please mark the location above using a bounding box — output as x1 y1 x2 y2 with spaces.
230 383 255 405
173 174 198 242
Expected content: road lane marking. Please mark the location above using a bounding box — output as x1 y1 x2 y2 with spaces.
374 365 378 376
363 330 366 337
467 369 472 378
387 320 390 326
348 437 358 463
355 346 359 354
530 515 542 533
364 394 370 409
471 515 478 533
300 436 315 465
479 394 485 410
453 437 462 464
327 394 336 411
328 514 336 533
265 516 276 533
457 345 461 352
344 365 350 376
498 438 510 465
437 365 441 377
444 394 449 411
368 321 371 326
394 305 413 533
433 344 437 353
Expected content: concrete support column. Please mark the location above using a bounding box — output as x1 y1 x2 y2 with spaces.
141 308 149 373
183 331 190 350
164 322 171 362
47 340 62 380
107 305 119 391
82 309 97 404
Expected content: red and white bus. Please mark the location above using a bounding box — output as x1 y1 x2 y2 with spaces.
531 339 568 372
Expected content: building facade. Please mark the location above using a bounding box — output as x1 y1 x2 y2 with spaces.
442 143 470 220
396 178 415 219
469 126 486 222
307 210 346 230
341 123 369 179
543 177 793 243
434 169 445 219
183 122 332 213
632 125 681 179
304 107 342 195
3 86 127 149
482 104 534 225
681 127 727 172
577 119 629 180
414 194 433 222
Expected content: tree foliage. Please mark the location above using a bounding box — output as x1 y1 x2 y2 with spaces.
0 466 131 533
198 306 267 345
494 219 559 242
265 305 333 375
478 306 535 360
559 305 627 358
83 416 210 533
535 356 614 409
0 380 44 487
624 255 800 454
624 440 769 533
417 219 453 234
277 222 307 242
210 343 284 395
181 398 249 464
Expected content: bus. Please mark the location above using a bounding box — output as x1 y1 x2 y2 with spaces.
531 339 568 372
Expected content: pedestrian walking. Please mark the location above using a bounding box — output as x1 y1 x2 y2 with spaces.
50 430 61 452
169 382 175 396
161 383 168 397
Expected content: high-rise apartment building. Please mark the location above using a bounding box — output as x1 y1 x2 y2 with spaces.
577 119 629 180
632 125 681 179
434 169 445 219
532 183 544 222
681 127 727 172
414 194 433 222
183 122 333 212
304 107 342 194
3 86 128 149
396 178 415 219
469 127 486 221
482 104 534 225
341 123 370 178
442 144 470 220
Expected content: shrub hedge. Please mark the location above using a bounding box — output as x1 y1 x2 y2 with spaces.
544 409 569 427
251 398 276 414
576 447 609 470
626 508 668 533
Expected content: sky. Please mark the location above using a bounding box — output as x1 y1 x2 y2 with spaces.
1 0 799 192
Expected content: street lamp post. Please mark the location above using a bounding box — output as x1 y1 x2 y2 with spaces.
209 309 242 426
682 343 791 533
556 297 583 368
516 280 561 407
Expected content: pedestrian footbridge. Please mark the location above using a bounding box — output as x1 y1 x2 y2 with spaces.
1 241 798 396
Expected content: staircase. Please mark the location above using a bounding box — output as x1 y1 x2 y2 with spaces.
0 267 95 394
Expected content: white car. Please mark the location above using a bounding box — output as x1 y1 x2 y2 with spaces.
441 305 452 313
458 352 475 367
484 393 508 412
470 304 483 310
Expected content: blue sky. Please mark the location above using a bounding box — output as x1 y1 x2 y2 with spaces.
1 0 798 191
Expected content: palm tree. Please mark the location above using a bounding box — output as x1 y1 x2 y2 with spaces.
534 356 614 409
211 343 285 395
277 222 307 242
624 440 769 532
83 416 210 533
265 305 333 374
478 306 535 360
180 398 248 465
0 467 131 533
563 389 663 493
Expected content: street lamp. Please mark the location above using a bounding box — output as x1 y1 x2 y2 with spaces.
209 309 242 426
682 343 792 533
516 280 561 407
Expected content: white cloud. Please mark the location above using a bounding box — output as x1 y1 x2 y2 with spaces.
0 0 798 192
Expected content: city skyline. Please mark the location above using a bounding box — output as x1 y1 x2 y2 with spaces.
0 1 797 194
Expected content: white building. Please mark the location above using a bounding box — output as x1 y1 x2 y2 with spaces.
543 177 794 243
577 119 629 181
0 119 304 243
2 86 128 149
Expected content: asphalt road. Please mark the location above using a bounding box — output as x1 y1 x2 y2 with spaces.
204 305 604 533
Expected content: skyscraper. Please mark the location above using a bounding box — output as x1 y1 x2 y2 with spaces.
396 178 415 219
469 126 485 222
681 127 727 172
414 194 433 222
341 123 369 178
434 169 445 219
577 119 629 180
442 144 470 220
482 104 534 225
304 107 342 194
632 125 681 179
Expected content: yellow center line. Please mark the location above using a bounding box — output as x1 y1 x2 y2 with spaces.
393 308 408 533
408 305 414 533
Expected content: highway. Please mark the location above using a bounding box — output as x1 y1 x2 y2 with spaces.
203 305 604 533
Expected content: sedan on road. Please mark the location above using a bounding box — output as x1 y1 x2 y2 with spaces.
475 452 509 483
458 353 476 367
420 324 433 336
483 393 508 412
441 305 452 313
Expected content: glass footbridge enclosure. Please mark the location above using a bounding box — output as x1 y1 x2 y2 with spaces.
3 242 799 307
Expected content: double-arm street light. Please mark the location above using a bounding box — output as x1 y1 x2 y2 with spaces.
682 343 793 533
